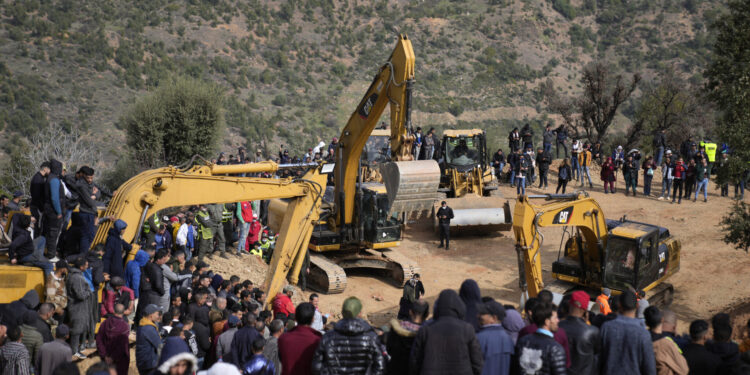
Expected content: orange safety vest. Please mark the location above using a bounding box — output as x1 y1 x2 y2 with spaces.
596 294 612 315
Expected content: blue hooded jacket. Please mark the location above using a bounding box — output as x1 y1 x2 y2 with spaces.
126 250 150 298
103 220 132 279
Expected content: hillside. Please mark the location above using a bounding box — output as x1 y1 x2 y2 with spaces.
0 0 722 161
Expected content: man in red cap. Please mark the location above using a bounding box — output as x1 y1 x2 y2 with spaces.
558 291 600 374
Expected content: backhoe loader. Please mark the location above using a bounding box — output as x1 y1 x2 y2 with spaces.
435 129 512 232
269 35 441 293
513 192 680 307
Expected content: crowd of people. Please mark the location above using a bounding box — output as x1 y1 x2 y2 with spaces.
491 125 750 201
0 123 749 375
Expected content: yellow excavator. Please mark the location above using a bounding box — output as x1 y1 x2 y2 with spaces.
89 161 330 306
513 192 680 306
269 34 441 293
435 129 511 232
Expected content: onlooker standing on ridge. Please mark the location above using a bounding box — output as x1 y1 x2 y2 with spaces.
684 159 697 200
436 201 454 250
654 129 667 167
556 158 573 194
642 157 655 197
508 127 521 153
672 157 686 204
311 297 385 374
555 125 568 159
601 157 616 194
410 289 483 375
537 147 552 190
521 123 534 151
513 301 566 375
682 320 721 375
75 166 99 253
623 154 638 196
600 291 656 375
543 124 555 155
694 158 709 202
559 291 600 374
578 144 594 189
477 300 513 375
659 154 674 201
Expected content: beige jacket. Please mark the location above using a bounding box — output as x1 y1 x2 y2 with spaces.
653 336 689 375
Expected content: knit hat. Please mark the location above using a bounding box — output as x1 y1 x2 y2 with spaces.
227 315 240 327
341 297 363 319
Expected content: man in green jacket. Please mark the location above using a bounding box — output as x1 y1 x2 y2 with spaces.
208 204 227 258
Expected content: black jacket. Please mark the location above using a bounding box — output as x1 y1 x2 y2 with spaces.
192 308 212 359
558 316 599 375
683 343 720 375
140 262 165 307
386 319 421 375
311 318 385 375
513 331 567 375
705 340 740 374
410 290 483 375
32 315 53 343
436 207 454 225
30 172 46 207
9 225 34 261
536 151 552 171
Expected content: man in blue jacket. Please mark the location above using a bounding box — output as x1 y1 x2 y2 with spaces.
600 290 656 375
125 249 150 313
43 159 66 262
136 304 162 375
477 300 513 375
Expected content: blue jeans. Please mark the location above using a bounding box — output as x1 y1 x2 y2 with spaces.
236 221 250 254
78 212 96 254
494 162 505 182
543 143 552 154
510 170 516 185
695 178 708 200
644 175 653 196
21 237 53 275
571 155 580 179
661 179 673 199
655 147 664 167
579 166 593 186
515 177 526 195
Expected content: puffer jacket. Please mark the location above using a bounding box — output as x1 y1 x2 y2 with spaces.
311 318 385 375
558 316 600 375
513 331 567 375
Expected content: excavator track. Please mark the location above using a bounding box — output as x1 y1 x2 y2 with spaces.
364 248 420 287
309 254 348 294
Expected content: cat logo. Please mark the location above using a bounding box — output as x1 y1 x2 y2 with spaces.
358 93 378 119
552 207 574 225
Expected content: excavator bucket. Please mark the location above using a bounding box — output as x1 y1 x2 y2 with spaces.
435 196 512 233
381 160 441 218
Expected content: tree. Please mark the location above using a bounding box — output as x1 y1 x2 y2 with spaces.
629 69 713 151
705 0 750 161
0 124 101 194
720 202 750 252
705 0 750 253
543 62 640 144
121 77 225 169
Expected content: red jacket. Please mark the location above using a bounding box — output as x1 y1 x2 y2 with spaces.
101 286 135 316
272 293 295 317
673 162 686 179
239 201 254 223
278 325 322 375
245 220 262 250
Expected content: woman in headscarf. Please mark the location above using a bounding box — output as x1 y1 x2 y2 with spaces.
458 279 482 332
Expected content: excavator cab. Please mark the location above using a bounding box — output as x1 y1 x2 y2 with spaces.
361 184 401 245
441 134 485 173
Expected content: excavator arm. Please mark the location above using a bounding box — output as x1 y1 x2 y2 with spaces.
332 34 416 233
512 192 609 298
91 161 328 305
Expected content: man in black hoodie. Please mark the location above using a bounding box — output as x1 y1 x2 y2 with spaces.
311 297 385 374
410 289 483 375
136 249 167 323
43 159 66 261
29 161 50 237
706 313 740 374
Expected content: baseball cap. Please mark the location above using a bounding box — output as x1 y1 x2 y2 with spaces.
479 300 506 320
144 304 161 316
12 191 23 198
252 213 258 219
569 291 589 310
170 216 179 223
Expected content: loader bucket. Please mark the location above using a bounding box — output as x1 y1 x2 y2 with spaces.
435 196 512 233
381 160 441 218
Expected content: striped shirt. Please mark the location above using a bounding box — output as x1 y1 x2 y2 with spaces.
0 341 31 375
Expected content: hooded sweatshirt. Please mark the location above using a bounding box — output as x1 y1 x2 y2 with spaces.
44 159 66 216
125 250 150 298
410 289 483 375
459 279 482 332
96 314 130 375
103 220 132 279
157 336 197 374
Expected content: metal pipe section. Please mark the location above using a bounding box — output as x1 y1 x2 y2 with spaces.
133 204 151 245
209 161 319 175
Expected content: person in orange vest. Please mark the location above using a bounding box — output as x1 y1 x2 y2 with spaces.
596 288 612 315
